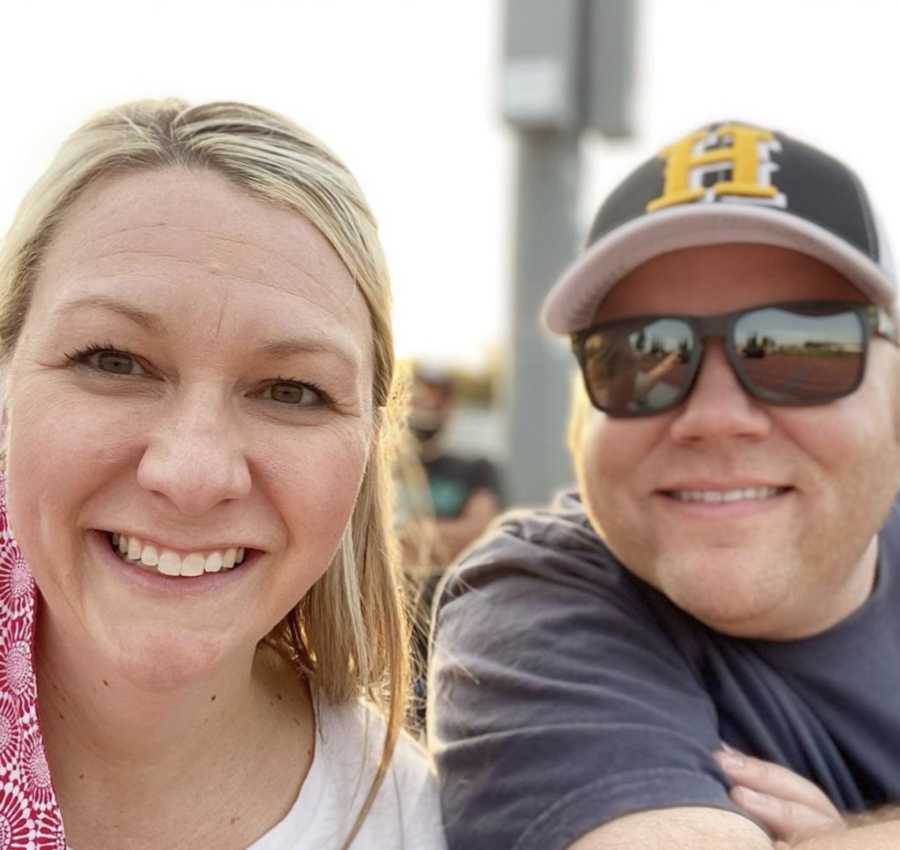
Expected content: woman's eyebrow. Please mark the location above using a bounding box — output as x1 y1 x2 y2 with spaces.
255 337 359 369
54 294 361 368
55 294 164 334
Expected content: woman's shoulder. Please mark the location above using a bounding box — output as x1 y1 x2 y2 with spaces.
317 698 446 849
252 697 446 850
317 697 441 809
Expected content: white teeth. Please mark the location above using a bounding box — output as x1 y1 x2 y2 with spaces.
672 487 780 503
110 533 249 577
181 553 205 577
157 551 180 576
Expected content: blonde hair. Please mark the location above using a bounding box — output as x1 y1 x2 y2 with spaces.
567 367 613 543
0 99 410 847
567 368 593 458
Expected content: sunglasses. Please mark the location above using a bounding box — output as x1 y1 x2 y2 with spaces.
571 300 898 418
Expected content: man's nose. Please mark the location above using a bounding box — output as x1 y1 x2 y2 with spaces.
668 339 772 444
136 389 251 517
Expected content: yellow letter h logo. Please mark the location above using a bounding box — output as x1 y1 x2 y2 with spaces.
647 123 785 213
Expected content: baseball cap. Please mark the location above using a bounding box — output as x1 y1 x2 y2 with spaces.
542 120 898 334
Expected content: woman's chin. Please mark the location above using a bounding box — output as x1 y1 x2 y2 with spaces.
93 623 239 694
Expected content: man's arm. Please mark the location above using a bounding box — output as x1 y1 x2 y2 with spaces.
568 808 771 849
565 752 900 850
568 807 900 850
792 823 900 848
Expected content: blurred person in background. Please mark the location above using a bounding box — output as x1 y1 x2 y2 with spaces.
430 121 900 849
407 364 502 568
401 363 502 729
0 98 446 850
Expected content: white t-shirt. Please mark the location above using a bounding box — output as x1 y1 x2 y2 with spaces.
250 698 447 850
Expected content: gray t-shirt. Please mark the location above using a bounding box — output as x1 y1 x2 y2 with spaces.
429 489 900 850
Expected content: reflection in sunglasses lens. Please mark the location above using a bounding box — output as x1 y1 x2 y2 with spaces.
586 319 696 414
735 307 864 403
582 305 868 415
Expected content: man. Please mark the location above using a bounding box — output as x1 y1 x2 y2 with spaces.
400 364 503 729
406 364 502 568
429 121 900 849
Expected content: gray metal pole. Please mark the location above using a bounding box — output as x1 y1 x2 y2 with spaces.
505 129 580 506
500 0 636 507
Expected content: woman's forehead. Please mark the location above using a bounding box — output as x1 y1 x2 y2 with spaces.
47 168 352 296
28 167 373 352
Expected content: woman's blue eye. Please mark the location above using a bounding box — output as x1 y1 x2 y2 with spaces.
260 381 322 406
74 348 145 376
95 351 137 374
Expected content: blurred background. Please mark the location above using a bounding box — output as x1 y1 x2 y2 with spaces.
3 0 900 509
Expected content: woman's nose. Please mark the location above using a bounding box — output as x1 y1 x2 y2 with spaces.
136 389 251 516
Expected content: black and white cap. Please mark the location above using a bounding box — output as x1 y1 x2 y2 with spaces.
542 121 898 334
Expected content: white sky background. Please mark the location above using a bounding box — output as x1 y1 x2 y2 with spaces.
1 1 899 369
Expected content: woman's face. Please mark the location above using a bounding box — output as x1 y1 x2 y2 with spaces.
3 167 375 689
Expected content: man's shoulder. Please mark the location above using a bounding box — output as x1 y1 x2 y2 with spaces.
433 488 654 633
442 488 620 588
882 492 900 539
875 493 900 586
496 487 596 544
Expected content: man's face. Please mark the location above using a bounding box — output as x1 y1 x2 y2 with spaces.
575 243 900 639
408 377 453 445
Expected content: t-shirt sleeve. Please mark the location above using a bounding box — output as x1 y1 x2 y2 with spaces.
428 517 744 850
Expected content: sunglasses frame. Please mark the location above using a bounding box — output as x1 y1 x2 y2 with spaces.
571 299 899 418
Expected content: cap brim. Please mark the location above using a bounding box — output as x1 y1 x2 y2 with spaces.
542 204 898 334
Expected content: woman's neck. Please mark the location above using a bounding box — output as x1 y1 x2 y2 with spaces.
36 616 315 850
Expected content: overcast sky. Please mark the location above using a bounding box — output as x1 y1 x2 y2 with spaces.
2 1 899 367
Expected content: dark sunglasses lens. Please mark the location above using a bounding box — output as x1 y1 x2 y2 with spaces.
734 305 865 403
582 318 696 415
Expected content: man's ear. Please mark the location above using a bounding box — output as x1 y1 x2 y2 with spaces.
566 370 592 457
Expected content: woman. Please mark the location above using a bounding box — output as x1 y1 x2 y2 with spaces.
0 99 446 849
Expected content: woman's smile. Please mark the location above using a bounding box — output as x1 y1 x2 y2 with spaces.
108 531 250 575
